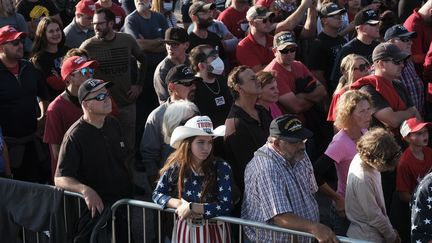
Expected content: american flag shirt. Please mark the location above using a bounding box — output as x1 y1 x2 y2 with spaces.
411 172 432 243
152 160 233 219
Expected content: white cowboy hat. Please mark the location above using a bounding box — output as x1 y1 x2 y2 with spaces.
170 116 225 149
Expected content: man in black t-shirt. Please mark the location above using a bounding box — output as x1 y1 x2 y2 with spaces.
307 3 347 95
187 1 225 59
330 8 381 85
55 79 132 214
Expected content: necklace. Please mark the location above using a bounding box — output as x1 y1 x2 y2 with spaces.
202 79 220 95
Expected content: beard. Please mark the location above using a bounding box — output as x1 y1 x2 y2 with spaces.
197 17 213 29
96 29 109 39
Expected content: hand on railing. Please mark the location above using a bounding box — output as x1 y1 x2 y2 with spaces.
311 223 339 243
175 199 194 220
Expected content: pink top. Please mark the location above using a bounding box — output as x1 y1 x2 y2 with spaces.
269 102 283 119
325 129 357 197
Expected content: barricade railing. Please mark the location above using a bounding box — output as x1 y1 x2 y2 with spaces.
19 189 86 243
110 198 374 243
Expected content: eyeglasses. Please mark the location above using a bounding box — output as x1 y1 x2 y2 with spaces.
279 47 297 54
396 37 411 43
85 92 110 101
285 139 308 145
382 59 405 65
6 38 23 46
353 63 370 72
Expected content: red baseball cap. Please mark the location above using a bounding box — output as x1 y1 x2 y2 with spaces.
0 25 26 45
61 56 98 80
400 117 431 137
75 0 96 16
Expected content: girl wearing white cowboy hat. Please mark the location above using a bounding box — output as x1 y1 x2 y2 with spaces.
153 115 233 243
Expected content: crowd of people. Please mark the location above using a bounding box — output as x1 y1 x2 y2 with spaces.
1 0 432 242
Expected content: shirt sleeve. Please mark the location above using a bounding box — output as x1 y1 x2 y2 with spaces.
152 165 176 208
202 161 233 218
313 154 337 187
56 133 81 178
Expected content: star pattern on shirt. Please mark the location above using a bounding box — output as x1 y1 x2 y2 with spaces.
411 174 432 243
153 161 232 219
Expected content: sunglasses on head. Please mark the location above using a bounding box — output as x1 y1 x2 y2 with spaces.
353 63 370 72
279 47 297 54
80 67 95 76
7 38 23 46
85 92 110 102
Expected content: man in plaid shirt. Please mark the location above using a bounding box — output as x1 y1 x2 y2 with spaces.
241 114 337 243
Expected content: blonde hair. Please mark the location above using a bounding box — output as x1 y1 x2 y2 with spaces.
357 127 401 171
335 54 370 93
334 90 372 129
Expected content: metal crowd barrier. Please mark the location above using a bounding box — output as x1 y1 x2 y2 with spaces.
110 198 374 243
20 190 86 243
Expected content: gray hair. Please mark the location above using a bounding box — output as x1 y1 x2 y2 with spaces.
162 100 200 144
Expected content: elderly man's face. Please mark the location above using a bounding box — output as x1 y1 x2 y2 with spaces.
277 139 307 164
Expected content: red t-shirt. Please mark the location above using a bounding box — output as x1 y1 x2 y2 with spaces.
217 6 248 39
403 9 432 62
95 2 126 31
327 87 347 122
396 146 432 194
236 33 274 69
264 59 314 95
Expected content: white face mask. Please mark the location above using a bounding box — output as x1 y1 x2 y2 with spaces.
209 57 224 75
163 2 173 11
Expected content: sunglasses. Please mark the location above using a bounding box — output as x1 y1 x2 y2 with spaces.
85 92 110 102
256 18 270 24
80 67 95 76
175 80 196 87
382 59 405 65
396 37 411 43
6 38 23 46
279 47 297 54
353 63 370 72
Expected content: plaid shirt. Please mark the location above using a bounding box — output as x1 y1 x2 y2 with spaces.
241 144 319 242
401 60 424 114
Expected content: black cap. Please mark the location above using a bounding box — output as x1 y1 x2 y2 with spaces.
384 24 417 42
269 114 313 142
372 43 410 62
189 2 215 16
319 3 346 17
164 27 189 44
354 9 379 26
273 31 297 50
166 64 201 84
78 78 113 103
